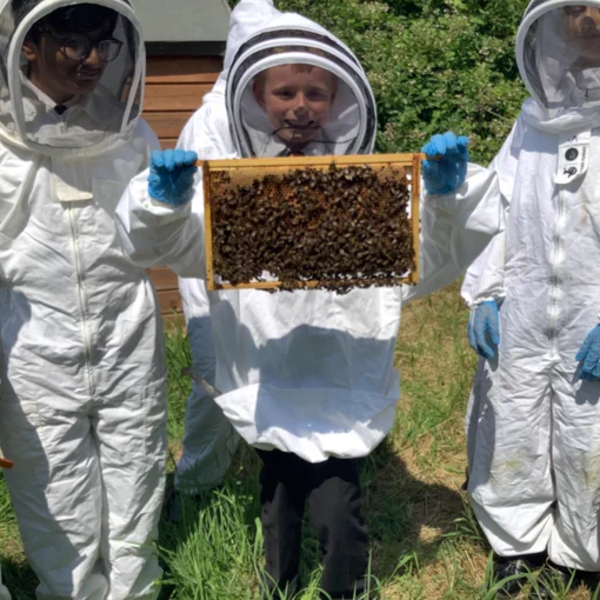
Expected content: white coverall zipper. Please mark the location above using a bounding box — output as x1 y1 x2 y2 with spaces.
68 206 95 397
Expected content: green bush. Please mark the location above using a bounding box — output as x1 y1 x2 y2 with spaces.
267 0 531 164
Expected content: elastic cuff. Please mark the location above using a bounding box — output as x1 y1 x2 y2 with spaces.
149 195 191 211
469 294 505 309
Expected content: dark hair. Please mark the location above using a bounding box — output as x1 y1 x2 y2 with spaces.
12 2 119 40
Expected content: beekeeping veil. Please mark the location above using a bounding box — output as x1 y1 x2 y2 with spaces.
0 0 144 157
225 3 377 157
517 0 600 128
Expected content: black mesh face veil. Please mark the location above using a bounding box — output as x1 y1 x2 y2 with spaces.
0 0 144 157
517 1 600 116
226 23 377 158
231 28 361 71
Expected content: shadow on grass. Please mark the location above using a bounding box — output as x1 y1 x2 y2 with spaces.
156 443 263 600
2 556 37 600
361 436 468 583
155 434 472 599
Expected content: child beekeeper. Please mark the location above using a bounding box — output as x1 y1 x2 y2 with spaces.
0 1 167 598
462 2 600 596
116 0 504 596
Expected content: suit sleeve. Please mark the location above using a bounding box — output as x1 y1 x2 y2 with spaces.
115 86 235 278
401 163 505 304
460 119 521 307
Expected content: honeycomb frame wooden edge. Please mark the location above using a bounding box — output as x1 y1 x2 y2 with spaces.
197 152 424 171
203 152 423 291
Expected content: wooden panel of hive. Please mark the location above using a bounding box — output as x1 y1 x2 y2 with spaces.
201 153 422 293
143 55 221 149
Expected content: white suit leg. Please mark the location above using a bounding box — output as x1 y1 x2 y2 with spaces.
175 279 238 493
94 381 167 600
548 368 600 571
0 563 11 600
176 377 239 493
0 401 108 600
468 358 555 557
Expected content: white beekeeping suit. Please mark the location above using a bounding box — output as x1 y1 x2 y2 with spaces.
462 0 600 572
0 1 166 599
174 277 238 493
116 0 503 464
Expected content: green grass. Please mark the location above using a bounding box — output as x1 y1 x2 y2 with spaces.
1 282 597 599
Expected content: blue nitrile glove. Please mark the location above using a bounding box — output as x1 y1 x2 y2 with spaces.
468 300 500 360
576 325 600 381
421 131 470 195
148 149 198 206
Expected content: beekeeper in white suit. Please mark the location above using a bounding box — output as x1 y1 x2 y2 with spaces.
0 1 166 599
463 2 600 596
116 0 504 596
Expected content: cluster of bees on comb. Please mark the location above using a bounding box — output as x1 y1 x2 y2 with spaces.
210 163 416 293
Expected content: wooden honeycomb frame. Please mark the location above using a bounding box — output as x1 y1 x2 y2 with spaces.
201 153 422 292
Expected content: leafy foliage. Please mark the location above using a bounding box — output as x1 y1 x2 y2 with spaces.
265 0 531 164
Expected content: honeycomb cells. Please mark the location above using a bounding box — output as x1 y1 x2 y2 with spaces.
209 163 416 293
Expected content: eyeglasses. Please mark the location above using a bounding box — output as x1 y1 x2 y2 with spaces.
47 32 123 63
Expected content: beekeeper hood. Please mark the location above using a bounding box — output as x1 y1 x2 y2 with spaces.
517 1 600 131
0 0 144 157
225 1 377 157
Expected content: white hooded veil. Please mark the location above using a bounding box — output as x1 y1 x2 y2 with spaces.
0 0 144 157
224 9 377 157
517 0 600 131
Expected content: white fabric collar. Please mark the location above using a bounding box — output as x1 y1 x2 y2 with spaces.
21 73 81 112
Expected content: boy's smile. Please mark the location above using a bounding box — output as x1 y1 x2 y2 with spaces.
253 64 337 152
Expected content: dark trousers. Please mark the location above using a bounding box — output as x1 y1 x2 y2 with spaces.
256 449 369 599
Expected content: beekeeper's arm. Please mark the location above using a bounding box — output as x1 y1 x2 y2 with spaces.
460 230 507 309
115 88 234 278
460 122 520 360
401 164 504 304
460 120 520 307
401 126 519 304
115 150 205 277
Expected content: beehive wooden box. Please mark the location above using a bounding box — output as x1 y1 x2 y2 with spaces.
201 153 422 292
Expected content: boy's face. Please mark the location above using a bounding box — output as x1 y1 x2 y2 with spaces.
564 6 600 61
253 64 337 151
23 22 114 104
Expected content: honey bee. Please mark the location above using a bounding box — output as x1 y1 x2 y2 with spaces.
210 163 415 292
